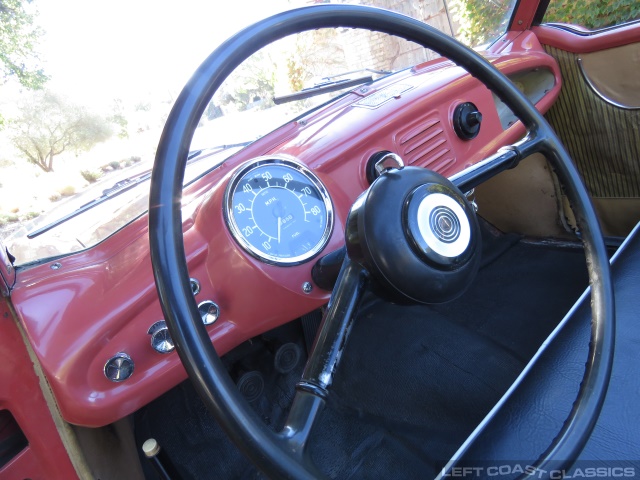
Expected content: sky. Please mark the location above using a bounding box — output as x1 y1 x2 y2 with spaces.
34 0 296 110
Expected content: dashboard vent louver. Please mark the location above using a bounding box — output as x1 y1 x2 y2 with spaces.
395 117 456 174
412 59 454 74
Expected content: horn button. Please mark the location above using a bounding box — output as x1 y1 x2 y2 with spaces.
346 167 481 304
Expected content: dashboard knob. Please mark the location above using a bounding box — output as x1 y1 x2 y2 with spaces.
198 300 220 325
189 277 201 295
104 352 135 382
147 320 175 354
453 102 482 140
467 110 482 127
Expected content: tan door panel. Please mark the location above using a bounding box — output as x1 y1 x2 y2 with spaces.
579 43 640 109
543 43 640 235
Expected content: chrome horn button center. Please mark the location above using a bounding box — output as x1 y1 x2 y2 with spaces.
431 206 460 243
416 192 471 258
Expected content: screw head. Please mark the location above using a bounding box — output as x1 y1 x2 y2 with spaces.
50 262 62 270
302 282 313 294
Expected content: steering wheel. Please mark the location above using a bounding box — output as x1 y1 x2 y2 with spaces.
149 5 614 479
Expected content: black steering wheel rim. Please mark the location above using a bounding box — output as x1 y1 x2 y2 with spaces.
149 5 614 478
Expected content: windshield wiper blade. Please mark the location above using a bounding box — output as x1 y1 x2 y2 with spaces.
99 171 152 198
26 142 251 240
274 76 372 105
186 142 251 162
27 171 153 239
273 68 391 105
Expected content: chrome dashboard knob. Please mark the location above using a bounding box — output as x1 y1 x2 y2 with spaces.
148 320 175 354
104 352 134 382
198 300 220 325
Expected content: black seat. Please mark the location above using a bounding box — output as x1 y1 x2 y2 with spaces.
451 222 640 478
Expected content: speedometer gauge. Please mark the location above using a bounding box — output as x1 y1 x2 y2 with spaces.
224 157 334 265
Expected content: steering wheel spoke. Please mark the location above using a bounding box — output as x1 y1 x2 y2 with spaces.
280 257 367 444
450 133 546 192
278 391 325 457
297 258 368 398
272 257 367 474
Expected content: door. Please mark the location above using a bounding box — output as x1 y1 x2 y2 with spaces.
532 7 640 236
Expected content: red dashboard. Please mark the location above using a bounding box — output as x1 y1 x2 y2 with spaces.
10 31 561 427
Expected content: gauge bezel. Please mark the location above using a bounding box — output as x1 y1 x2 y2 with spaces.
224 156 334 266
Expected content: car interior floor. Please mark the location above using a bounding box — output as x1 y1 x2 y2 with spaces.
134 220 592 479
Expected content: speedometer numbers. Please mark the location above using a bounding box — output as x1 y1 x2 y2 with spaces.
225 157 334 265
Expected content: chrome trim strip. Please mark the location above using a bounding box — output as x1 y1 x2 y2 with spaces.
0 246 15 297
577 57 640 110
0 269 9 297
543 20 640 37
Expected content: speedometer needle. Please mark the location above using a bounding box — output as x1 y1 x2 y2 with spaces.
277 216 281 244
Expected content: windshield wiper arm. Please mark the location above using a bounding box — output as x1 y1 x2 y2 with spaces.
186 141 251 162
27 171 153 239
99 171 152 198
26 142 251 240
273 68 391 105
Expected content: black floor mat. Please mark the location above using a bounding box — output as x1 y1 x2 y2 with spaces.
135 233 589 479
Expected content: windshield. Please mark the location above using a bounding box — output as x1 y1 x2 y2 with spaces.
0 0 519 267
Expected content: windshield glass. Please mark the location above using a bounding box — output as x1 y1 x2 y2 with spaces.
0 0 519 266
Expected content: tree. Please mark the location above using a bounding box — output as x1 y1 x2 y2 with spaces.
286 29 346 94
0 0 47 89
450 0 512 47
544 0 640 30
9 91 112 172
108 98 129 139
216 51 277 112
452 0 640 47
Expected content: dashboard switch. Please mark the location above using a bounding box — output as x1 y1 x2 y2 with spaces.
148 321 175 354
198 300 220 325
453 102 482 140
189 277 201 295
104 352 134 382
